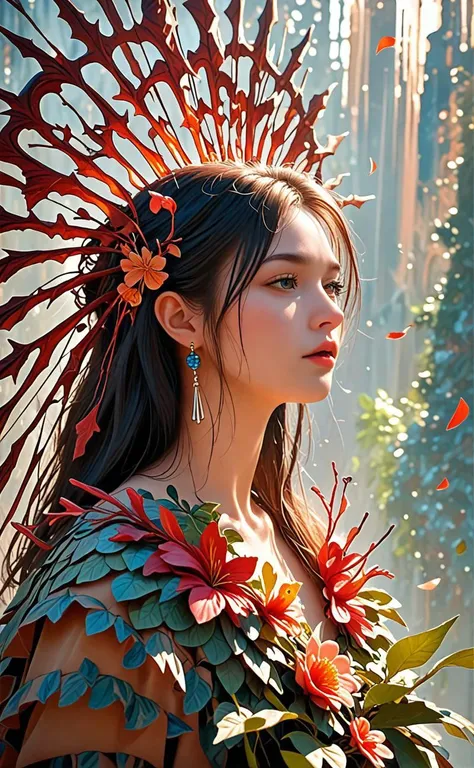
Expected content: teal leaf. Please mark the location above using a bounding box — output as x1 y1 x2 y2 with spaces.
143 498 161 521
105 553 127 571
89 675 132 710
112 571 162 602
174 619 216 648
37 670 61 703
76 554 111 584
0 658 11 675
167 711 194 738
124 692 160 730
202 623 232 665
159 576 181 603
96 523 127 555
0 680 33 721
79 658 99 686
114 616 137 644
166 485 180 504
50 562 83 592
74 594 108 611
242 645 272 684
47 593 75 624
145 630 173 657
23 595 65 626
85 609 116 636
220 614 248 655
183 667 212 715
122 544 156 572
58 672 89 706
129 595 164 630
216 657 246 695
70 534 99 564
137 488 154 500
77 753 100 768
161 594 195 631
239 612 261 641
123 640 147 669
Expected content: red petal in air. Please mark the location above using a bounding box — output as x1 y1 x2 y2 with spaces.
417 578 441 591
446 397 470 430
376 36 396 55
369 157 377 175
386 324 413 340
436 477 449 491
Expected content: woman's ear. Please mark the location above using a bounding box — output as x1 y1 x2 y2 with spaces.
154 290 204 349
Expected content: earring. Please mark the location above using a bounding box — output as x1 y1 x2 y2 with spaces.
186 341 205 424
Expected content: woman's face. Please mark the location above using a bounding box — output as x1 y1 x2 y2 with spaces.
216 206 345 406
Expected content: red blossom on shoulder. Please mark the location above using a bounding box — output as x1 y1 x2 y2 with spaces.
312 462 395 646
144 508 259 625
252 562 303 637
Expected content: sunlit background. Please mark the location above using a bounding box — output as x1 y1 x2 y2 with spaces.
1 0 472 763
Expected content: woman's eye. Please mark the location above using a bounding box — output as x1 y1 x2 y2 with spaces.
325 279 346 297
268 274 298 290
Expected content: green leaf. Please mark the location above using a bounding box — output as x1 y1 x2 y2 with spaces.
216 657 246 695
363 682 412 710
129 595 164 630
214 707 298 744
174 619 216 647
85 609 116 636
50 562 83 592
96 525 127 554
427 647 474 677
145 632 186 691
284 732 326 766
89 675 132 711
114 616 137 644
202 623 232 665
166 711 194 738
370 700 444 729
381 728 432 767
243 733 259 768
112 571 162 602
76 554 111 584
161 595 195 631
222 528 244 545
47 593 75 623
386 615 458 679
242 645 272 685
220 613 247 655
79 658 99 686
281 752 313 767
239 612 261 640
183 667 212 714
105 553 128 571
166 485 180 504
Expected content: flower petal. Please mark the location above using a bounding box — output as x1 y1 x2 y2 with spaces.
144 270 169 290
124 269 144 287
188 585 225 623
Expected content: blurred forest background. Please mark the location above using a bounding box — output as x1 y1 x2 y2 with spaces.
1 0 472 763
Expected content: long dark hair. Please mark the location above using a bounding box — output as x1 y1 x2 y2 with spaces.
0 160 361 602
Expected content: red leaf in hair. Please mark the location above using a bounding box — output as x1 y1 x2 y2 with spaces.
109 524 156 543
11 522 53 551
73 403 101 460
149 191 177 215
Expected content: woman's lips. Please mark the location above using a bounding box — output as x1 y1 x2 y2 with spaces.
304 351 335 369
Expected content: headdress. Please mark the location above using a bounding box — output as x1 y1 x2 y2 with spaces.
0 0 373 538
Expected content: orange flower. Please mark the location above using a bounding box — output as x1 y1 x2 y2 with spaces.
120 245 169 290
295 628 361 712
349 717 394 768
117 282 142 307
253 563 303 637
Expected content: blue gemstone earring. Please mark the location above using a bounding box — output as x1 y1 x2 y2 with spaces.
186 341 205 424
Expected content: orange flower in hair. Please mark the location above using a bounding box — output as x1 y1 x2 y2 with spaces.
117 283 142 307
120 245 169 291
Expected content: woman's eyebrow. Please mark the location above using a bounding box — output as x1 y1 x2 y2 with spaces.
263 252 341 273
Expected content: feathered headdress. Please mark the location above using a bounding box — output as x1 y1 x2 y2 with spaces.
0 0 373 539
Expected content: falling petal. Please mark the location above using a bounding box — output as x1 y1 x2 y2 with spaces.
417 578 441 591
446 397 470 430
376 36 396 55
436 477 449 491
369 157 377 175
386 324 413 340
456 540 467 556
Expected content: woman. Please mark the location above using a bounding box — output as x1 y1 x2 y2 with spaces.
0 160 359 766
1 2 470 767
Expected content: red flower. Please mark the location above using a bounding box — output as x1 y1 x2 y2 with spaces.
349 717 394 767
117 282 142 307
144 506 259 625
295 628 361 712
120 244 169 291
312 462 395 646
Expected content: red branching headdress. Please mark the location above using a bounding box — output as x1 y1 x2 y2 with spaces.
0 0 373 538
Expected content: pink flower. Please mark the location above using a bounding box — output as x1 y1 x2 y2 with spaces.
349 717 394 768
144 506 259 625
295 628 361 712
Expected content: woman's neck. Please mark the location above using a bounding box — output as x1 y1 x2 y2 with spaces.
142 384 277 525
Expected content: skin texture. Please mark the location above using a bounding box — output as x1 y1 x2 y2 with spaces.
115 205 345 635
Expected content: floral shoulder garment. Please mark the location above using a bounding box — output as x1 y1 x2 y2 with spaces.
1 463 473 767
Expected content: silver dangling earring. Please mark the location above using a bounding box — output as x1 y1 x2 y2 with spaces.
186 341 205 424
